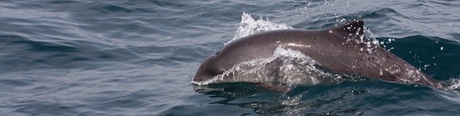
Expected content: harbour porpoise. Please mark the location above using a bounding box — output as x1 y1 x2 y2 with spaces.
193 20 443 90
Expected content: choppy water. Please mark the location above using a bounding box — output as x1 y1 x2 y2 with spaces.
0 0 459 115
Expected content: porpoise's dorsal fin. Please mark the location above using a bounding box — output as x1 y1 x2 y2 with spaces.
330 20 364 36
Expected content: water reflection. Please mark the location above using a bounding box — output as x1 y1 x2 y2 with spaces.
193 82 367 115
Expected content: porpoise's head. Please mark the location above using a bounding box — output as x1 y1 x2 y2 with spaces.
193 55 225 83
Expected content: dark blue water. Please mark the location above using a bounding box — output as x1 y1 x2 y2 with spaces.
0 0 459 115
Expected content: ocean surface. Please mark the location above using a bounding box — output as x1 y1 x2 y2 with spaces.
0 0 459 115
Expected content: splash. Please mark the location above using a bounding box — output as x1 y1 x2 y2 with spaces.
227 12 293 44
446 78 460 91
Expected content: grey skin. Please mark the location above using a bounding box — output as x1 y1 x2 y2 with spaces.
194 20 443 89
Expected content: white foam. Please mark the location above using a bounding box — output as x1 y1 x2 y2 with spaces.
447 78 460 91
227 12 293 44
